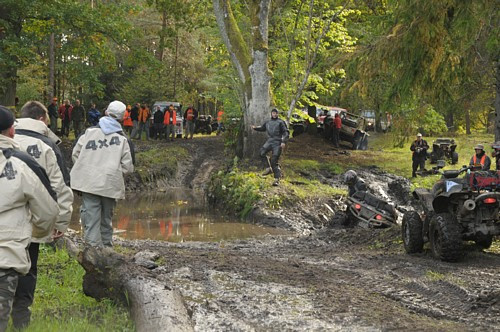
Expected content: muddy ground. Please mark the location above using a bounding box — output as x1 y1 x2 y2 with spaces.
67 134 499 331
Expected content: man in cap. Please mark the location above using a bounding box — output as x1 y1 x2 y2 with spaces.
410 133 429 177
71 101 134 247
11 101 74 329
491 141 500 170
469 144 491 171
47 97 58 133
251 108 289 186
0 105 59 331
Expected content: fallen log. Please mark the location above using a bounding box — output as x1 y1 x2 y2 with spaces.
57 238 193 332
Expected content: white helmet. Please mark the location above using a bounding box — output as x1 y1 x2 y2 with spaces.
344 170 357 184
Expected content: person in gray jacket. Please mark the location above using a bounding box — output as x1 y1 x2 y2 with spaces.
71 100 134 247
11 101 74 329
0 106 59 332
252 108 289 186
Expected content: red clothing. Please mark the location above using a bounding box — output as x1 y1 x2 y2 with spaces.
163 109 177 125
217 110 224 122
58 104 73 121
185 108 195 122
333 116 342 129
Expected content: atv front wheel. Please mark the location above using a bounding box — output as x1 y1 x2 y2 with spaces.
429 213 464 262
475 234 493 249
451 152 459 165
402 211 424 253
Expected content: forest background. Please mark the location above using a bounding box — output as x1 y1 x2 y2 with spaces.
1 0 498 150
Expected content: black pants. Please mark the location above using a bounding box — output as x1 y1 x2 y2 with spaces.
260 140 282 179
11 243 39 329
62 120 70 137
412 158 425 177
332 127 340 147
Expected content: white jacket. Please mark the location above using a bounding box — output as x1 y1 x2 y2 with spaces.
0 135 59 274
14 118 74 243
71 117 134 199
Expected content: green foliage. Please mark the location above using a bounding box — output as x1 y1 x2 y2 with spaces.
135 144 188 182
10 245 134 332
208 168 266 218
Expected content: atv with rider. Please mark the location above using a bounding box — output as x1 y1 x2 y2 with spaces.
429 138 459 165
402 164 500 261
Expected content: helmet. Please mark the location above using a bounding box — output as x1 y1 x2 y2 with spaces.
474 144 484 151
344 170 357 184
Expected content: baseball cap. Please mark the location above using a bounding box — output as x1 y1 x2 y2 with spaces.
106 101 126 120
416 133 422 137
0 106 15 131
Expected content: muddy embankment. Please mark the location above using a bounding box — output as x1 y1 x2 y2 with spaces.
62 135 500 331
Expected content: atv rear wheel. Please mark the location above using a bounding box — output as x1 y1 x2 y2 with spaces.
430 152 438 164
402 211 424 253
451 152 459 165
429 213 464 262
474 234 493 249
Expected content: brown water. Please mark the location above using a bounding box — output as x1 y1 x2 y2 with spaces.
70 190 289 242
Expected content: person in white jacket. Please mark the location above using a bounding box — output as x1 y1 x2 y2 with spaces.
0 106 59 332
11 101 74 329
71 100 134 247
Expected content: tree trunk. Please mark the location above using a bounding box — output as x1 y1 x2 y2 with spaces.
495 61 500 142
49 33 55 100
158 10 167 62
0 67 17 107
465 109 471 135
173 35 178 99
59 239 193 332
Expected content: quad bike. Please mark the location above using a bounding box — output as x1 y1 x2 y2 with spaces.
429 138 459 165
194 115 212 135
402 164 500 261
338 191 397 228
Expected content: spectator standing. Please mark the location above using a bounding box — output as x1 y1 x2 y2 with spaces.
0 106 59 332
58 100 72 137
332 113 342 147
410 133 429 177
184 106 197 139
217 108 224 135
11 101 74 329
87 103 100 127
136 104 151 140
164 105 177 141
47 97 58 133
70 101 134 247
72 99 85 138
130 103 140 139
123 105 133 136
152 106 164 140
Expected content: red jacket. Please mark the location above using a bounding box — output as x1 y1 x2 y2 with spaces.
163 109 177 125
58 105 73 121
333 116 342 129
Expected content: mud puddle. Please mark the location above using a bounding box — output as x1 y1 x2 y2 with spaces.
70 190 290 242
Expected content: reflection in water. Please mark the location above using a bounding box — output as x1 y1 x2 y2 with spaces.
70 189 288 242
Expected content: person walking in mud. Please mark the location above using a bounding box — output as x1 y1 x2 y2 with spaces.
410 133 429 178
469 144 491 171
71 101 134 247
251 108 289 186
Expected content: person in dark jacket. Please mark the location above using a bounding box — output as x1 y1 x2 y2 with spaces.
130 103 140 139
47 97 58 133
251 108 289 186
491 141 500 171
469 144 491 171
87 103 100 127
152 106 164 140
410 133 429 177
71 99 85 138
58 100 72 138
344 170 368 197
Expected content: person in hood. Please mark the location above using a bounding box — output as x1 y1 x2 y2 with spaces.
71 101 134 247
0 105 59 332
11 101 74 329
469 144 491 171
251 108 289 186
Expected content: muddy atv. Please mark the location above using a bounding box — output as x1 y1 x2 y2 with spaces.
429 138 459 165
339 191 397 228
194 115 213 135
323 110 369 150
402 165 500 261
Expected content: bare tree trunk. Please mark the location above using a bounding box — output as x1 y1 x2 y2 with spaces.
173 35 178 99
465 109 471 135
495 61 500 142
158 10 167 62
49 33 55 100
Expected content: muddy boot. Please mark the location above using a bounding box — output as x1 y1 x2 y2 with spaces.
261 168 272 176
272 179 280 186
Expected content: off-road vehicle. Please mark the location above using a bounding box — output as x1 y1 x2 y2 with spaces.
344 191 397 228
194 114 213 135
323 110 369 150
402 164 500 261
429 138 459 165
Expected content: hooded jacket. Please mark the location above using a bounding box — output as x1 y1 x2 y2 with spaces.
0 135 59 274
14 118 74 242
70 116 134 200
253 117 290 144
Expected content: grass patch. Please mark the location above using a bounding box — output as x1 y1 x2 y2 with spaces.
135 145 188 182
425 270 446 281
7 245 134 332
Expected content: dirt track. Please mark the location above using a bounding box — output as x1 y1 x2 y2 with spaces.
70 134 500 331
